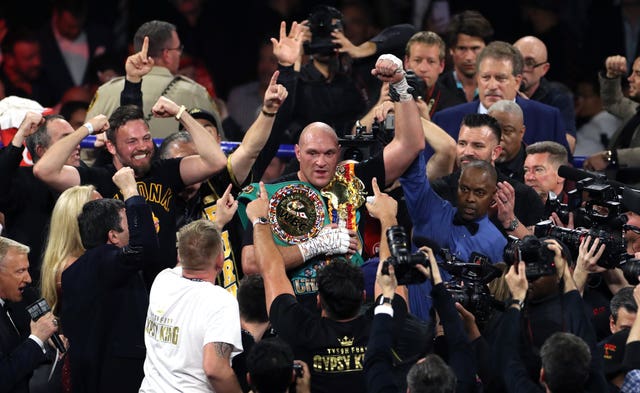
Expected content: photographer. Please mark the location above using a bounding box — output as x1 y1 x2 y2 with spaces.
270 8 415 140
490 238 607 392
364 179 477 393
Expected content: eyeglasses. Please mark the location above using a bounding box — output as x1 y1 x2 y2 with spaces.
523 58 548 70
164 44 184 54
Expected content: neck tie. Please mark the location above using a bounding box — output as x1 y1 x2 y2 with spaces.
452 212 479 235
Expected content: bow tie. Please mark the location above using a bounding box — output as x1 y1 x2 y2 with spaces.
452 212 479 235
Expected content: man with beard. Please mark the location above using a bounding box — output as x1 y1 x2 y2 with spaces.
583 55 640 186
0 112 86 280
33 98 228 274
429 113 545 240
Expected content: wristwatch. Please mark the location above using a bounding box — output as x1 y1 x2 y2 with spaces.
508 298 525 309
252 217 269 226
504 217 519 232
378 296 393 306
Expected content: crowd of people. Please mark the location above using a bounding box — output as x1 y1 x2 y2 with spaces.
2 1 640 393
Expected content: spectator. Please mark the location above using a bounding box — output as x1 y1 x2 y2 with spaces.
0 236 59 393
59 100 89 129
431 41 571 158
40 185 100 316
225 40 279 141
610 287 638 334
574 76 623 157
523 141 569 206
34 96 228 272
0 112 83 280
583 55 640 186
85 20 220 138
37 0 110 104
0 28 55 107
513 35 577 153
61 168 159 392
439 10 494 103
139 219 243 392
489 100 527 181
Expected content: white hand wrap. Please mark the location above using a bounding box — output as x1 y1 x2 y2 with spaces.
297 226 351 261
378 54 403 69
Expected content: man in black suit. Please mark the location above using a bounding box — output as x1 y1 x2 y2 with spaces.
0 236 58 393
60 167 159 393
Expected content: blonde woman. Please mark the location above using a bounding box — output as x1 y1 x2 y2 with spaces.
40 185 101 315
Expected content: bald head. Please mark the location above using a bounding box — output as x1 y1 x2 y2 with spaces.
513 36 549 96
298 122 339 147
295 122 340 188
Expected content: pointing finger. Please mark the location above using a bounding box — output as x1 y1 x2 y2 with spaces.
141 36 149 59
269 70 280 86
258 181 268 201
371 177 380 196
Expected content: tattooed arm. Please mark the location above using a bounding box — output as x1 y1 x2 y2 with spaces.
203 342 242 393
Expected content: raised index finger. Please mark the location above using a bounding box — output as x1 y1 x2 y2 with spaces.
258 181 268 201
269 70 280 86
371 177 380 196
141 36 149 59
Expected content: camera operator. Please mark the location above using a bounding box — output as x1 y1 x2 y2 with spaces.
363 179 477 393
488 238 607 392
270 8 416 141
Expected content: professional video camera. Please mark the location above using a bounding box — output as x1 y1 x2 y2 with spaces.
339 116 392 162
435 247 504 325
534 220 627 269
551 166 625 229
381 226 429 285
303 5 343 56
503 235 557 280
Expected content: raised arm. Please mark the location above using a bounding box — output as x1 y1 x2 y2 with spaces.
151 96 227 185
421 118 456 180
371 54 425 186
33 115 109 191
366 177 407 303
228 71 287 185
246 182 295 314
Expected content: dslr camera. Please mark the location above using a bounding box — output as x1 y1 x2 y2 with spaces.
303 5 343 56
437 249 504 326
381 226 429 285
503 235 557 281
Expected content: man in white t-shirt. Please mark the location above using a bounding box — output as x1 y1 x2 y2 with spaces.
139 219 243 392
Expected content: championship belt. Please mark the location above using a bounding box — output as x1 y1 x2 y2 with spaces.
238 181 329 247
321 162 366 230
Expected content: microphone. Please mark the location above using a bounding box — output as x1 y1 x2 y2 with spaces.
557 165 600 182
23 288 65 353
557 165 628 189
